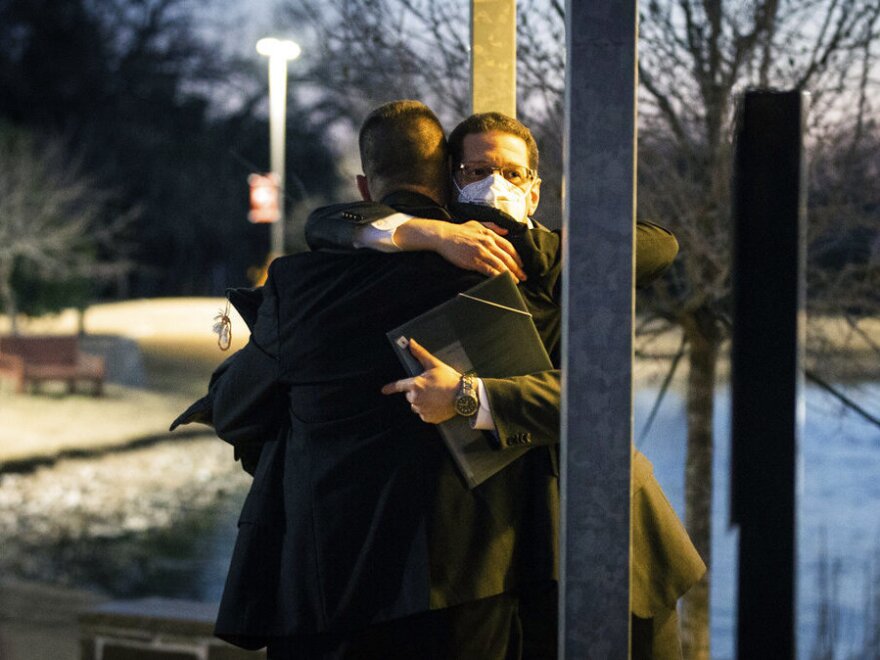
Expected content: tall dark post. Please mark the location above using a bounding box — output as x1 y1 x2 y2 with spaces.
561 1 637 656
731 90 808 659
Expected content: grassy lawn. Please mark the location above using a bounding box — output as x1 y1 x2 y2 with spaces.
0 299 248 464
138 336 238 397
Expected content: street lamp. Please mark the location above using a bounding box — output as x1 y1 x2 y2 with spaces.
256 37 301 257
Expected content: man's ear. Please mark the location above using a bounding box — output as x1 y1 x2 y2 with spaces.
527 178 541 217
356 174 372 201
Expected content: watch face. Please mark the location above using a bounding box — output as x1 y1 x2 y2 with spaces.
455 395 479 416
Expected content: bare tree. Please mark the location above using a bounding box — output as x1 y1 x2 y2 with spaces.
637 4 879 653
277 1 880 656
281 0 569 223
0 124 130 334
281 0 468 129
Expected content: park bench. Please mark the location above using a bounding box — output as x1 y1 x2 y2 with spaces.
0 335 106 395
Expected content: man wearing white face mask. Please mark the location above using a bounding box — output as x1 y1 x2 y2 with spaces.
307 112 676 285
453 158 537 223
306 111 680 436
307 111 705 660
449 119 541 226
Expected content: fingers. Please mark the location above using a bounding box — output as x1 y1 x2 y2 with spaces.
481 222 509 236
381 377 429 421
437 222 527 281
468 223 526 281
407 338 442 369
492 236 526 277
467 221 520 260
470 246 523 282
381 377 415 395
381 367 453 425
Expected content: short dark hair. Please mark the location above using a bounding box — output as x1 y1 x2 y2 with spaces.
448 112 539 172
358 100 447 190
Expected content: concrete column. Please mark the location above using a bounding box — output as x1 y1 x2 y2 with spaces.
560 1 638 656
470 0 516 116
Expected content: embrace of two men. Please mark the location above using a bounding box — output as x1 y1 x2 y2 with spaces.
176 100 705 659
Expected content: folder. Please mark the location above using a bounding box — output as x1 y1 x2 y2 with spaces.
387 272 553 488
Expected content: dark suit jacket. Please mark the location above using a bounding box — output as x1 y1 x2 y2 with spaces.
303 198 681 447
304 197 706 622
194 193 560 649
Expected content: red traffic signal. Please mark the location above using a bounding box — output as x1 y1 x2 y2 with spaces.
248 173 281 223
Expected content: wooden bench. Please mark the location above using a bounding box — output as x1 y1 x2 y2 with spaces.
0 335 106 395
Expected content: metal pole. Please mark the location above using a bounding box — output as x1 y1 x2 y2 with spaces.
560 0 638 656
470 0 517 116
267 54 288 257
258 38 299 257
731 89 808 660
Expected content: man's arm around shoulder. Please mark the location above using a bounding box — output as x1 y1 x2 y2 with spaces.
305 201 400 250
635 221 679 287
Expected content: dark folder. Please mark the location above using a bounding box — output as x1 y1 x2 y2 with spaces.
387 272 553 488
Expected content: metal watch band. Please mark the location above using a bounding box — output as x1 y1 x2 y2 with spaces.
454 373 479 417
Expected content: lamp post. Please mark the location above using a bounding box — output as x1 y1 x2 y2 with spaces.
256 37 301 257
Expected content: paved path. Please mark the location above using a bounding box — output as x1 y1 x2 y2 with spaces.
0 577 105 660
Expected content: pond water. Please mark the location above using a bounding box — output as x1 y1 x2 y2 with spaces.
4 382 878 658
635 381 880 659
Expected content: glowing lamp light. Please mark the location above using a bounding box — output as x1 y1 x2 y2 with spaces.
255 37 301 255
256 38 301 61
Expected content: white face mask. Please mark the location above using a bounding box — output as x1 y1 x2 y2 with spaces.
454 173 531 223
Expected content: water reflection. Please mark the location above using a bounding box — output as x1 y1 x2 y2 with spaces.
0 437 250 601
636 382 880 659
24 493 243 599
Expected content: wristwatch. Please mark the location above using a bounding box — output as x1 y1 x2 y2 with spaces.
454 373 480 417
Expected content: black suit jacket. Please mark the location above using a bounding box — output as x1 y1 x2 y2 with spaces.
302 196 705 626
303 198 680 447
200 193 560 649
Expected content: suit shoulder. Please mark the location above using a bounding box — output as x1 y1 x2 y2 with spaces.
268 250 466 287
266 252 354 279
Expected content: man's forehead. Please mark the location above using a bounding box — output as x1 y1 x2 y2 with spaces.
461 130 529 164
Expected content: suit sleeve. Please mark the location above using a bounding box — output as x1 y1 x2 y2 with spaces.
481 370 560 449
305 201 401 250
635 221 679 288
475 224 562 450
482 224 676 448
211 262 287 452
631 450 707 616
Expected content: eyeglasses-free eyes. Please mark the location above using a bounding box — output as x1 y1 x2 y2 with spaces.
456 162 536 188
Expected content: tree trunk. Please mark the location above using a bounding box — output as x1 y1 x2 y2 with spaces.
0 265 19 336
680 310 721 660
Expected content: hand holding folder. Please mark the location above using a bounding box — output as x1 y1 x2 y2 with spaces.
387 272 553 488
382 338 466 424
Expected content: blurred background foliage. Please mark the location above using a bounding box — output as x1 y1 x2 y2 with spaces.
0 0 342 307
